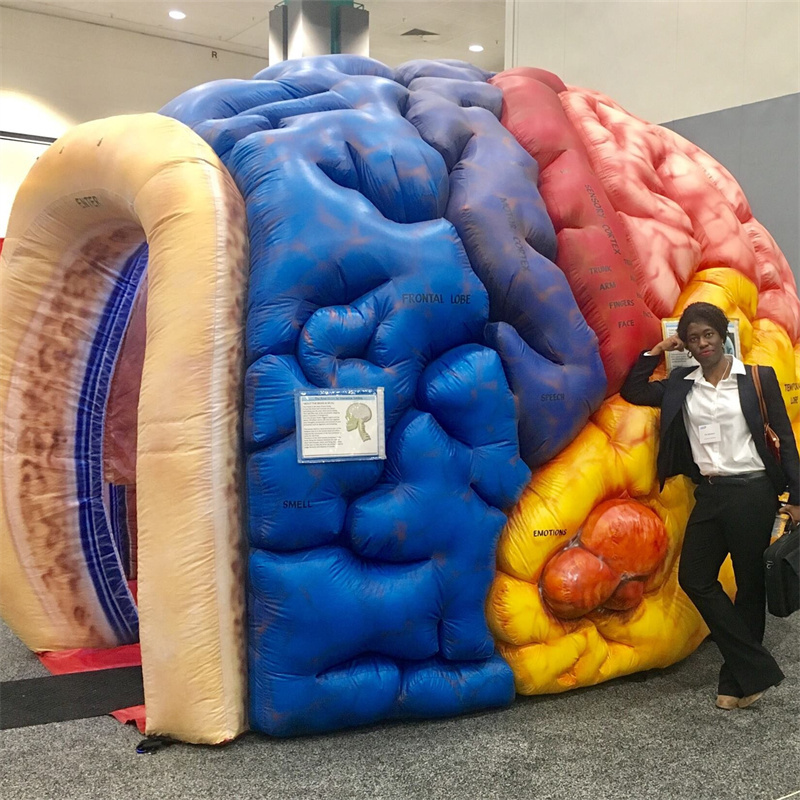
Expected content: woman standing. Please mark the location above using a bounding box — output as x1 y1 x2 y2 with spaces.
621 302 800 709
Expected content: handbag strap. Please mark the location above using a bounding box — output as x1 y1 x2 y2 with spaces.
752 365 770 426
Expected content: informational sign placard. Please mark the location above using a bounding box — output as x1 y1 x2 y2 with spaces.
661 317 741 374
295 388 386 463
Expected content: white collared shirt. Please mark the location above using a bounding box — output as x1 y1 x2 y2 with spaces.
681 355 765 476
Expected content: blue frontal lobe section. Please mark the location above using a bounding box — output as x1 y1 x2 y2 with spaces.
230 58 529 734
394 59 494 87
249 345 525 736
400 70 607 466
161 54 605 736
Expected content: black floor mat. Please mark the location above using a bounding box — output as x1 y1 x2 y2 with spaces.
0 667 144 729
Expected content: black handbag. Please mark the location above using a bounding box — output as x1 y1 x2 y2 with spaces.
764 516 799 617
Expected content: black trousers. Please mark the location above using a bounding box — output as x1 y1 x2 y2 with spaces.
678 474 784 697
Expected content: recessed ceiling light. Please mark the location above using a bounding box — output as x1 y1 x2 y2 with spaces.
469 44 484 53
169 10 186 20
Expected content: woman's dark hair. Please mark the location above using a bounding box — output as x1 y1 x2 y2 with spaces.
677 302 728 343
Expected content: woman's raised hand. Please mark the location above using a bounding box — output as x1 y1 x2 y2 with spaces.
649 334 684 357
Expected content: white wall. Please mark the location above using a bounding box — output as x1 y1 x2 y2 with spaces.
0 7 268 136
0 6 267 235
505 0 800 123
0 139 49 238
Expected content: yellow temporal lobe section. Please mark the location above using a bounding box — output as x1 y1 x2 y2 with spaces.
749 319 800 422
795 345 800 443
491 262 794 696
488 395 719 695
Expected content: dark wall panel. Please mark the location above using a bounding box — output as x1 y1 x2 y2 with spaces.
664 93 799 290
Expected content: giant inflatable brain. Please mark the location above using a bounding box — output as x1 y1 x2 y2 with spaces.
1 56 798 744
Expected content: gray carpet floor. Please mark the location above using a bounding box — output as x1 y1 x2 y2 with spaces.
1 615 798 800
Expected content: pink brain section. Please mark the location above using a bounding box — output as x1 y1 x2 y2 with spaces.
491 68 661 395
560 86 800 340
493 69 800 400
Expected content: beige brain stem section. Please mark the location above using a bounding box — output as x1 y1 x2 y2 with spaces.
0 114 249 744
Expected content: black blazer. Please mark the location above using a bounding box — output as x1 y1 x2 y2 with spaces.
620 352 800 505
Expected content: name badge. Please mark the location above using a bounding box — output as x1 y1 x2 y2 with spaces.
698 423 721 444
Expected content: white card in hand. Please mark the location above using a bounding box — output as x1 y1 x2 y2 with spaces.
698 423 721 444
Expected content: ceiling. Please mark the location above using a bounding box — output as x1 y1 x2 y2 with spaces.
1 0 506 71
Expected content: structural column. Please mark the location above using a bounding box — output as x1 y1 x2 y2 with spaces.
269 0 369 63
